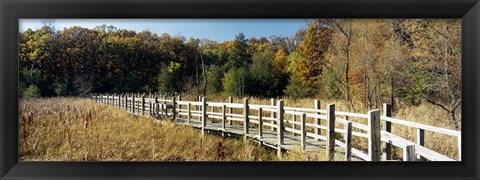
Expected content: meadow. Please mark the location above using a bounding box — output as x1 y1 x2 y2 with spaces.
19 97 328 161
19 96 459 161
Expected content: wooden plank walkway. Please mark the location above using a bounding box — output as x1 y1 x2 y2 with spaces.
172 118 363 161
91 93 460 161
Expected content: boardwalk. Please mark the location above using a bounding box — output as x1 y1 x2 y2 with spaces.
91 93 461 161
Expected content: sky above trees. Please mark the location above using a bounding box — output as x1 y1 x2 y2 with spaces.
19 19 312 42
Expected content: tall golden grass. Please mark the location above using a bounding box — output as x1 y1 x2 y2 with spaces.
19 98 331 161
20 96 459 161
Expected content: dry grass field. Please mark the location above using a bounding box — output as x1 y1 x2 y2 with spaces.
19 96 460 161
19 98 327 161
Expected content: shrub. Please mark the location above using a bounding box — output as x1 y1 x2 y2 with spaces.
23 84 41 98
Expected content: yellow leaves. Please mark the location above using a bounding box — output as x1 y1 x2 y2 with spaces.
167 62 181 73
273 50 287 74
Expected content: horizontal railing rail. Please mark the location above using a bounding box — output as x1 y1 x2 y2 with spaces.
90 93 460 161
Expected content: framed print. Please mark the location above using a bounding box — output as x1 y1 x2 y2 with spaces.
1 0 479 179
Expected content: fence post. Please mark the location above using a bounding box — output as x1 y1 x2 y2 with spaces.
243 98 249 141
119 94 122 108
142 94 145 116
383 103 392 160
155 103 159 118
125 94 128 111
177 95 182 115
292 114 297 135
301 113 306 152
187 103 191 124
403 145 416 161
172 96 176 121
326 104 336 161
222 105 226 130
277 100 284 158
201 97 207 135
271 98 276 131
345 122 352 161
368 109 381 161
228 96 233 125
416 128 425 161
132 94 135 114
258 108 263 140
314 100 321 141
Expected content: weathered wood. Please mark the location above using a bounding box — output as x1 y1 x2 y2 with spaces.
172 96 176 121
201 97 207 135
125 95 128 111
326 104 335 161
187 103 191 124
314 100 321 140
403 145 416 161
368 109 381 161
277 100 284 158
243 98 249 139
345 122 352 161
383 103 392 160
132 95 135 114
271 98 276 131
416 128 425 161
258 108 263 139
142 95 145 116
292 114 297 135
228 96 233 125
155 103 159 118
300 113 306 152
222 105 226 130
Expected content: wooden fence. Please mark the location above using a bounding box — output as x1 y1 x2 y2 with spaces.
90 93 461 161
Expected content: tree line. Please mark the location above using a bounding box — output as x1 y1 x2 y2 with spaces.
19 19 461 129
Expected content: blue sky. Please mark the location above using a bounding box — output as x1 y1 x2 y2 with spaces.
19 19 312 42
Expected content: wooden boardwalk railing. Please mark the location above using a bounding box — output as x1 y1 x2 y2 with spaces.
90 93 461 161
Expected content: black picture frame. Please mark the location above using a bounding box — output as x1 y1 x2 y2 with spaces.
1 0 479 179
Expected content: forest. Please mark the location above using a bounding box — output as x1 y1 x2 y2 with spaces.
19 19 461 130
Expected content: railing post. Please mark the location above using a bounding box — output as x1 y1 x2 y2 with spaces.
201 97 207 135
326 104 336 161
124 94 128 111
132 94 136 114
258 108 263 140
149 101 152 116
416 128 425 161
142 94 145 116
243 98 249 141
403 145 416 161
187 103 192 124
300 113 306 152
177 94 182 110
172 96 176 121
155 103 159 118
368 109 381 161
228 96 233 125
345 122 352 161
383 103 392 160
187 103 191 124
314 100 321 141
292 114 297 135
277 100 284 158
119 94 123 108
222 105 226 130
271 98 276 131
